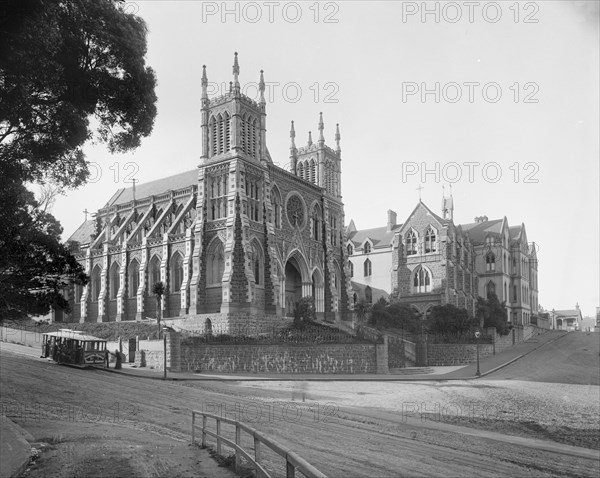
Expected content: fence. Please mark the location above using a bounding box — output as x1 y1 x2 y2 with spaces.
191 410 327 478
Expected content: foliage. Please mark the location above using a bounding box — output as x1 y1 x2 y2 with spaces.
426 304 478 335
0 182 87 321
353 299 371 323
152 281 165 336
0 0 156 320
476 293 512 335
293 296 316 330
368 298 421 334
0 0 157 188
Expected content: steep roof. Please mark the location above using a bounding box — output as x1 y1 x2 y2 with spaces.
509 225 523 240
104 169 198 208
554 309 582 318
67 219 96 244
347 224 402 249
460 218 504 244
350 281 390 302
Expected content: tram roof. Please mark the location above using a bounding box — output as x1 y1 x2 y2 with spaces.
43 330 106 342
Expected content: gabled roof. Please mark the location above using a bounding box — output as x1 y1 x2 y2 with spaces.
347 225 402 249
350 281 389 302
67 219 96 244
554 309 582 319
105 169 198 208
460 218 504 244
399 201 448 235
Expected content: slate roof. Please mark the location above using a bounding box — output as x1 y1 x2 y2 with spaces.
554 309 581 318
460 219 504 244
509 225 523 240
350 281 390 302
104 169 198 208
347 225 402 249
67 219 96 244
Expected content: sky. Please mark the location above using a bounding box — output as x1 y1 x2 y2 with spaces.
50 1 600 317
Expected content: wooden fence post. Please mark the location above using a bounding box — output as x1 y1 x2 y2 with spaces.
216 419 222 455
235 424 241 471
191 411 195 445
202 415 207 448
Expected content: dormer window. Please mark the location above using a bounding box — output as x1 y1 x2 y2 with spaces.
413 266 431 293
486 251 496 272
363 242 371 254
347 244 353 256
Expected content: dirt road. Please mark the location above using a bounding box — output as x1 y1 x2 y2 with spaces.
1 343 598 477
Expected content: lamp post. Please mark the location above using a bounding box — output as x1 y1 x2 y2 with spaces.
163 327 168 380
475 329 481 377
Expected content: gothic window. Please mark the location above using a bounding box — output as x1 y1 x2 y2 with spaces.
486 251 496 272
252 242 263 286
413 266 431 293
310 158 316 184
504 282 507 301
272 186 282 228
286 194 305 228
363 242 371 254
311 204 322 241
170 253 184 293
217 113 224 154
513 285 517 302
74 283 82 304
365 286 373 304
486 236 494 246
251 117 257 158
207 240 225 285
330 214 338 246
210 116 217 156
224 112 231 152
109 262 120 300
347 244 353 256
486 281 496 299
349 261 354 278
148 256 161 294
129 260 140 298
209 173 228 221
406 230 417 256
91 266 101 302
425 226 437 253
246 176 261 222
364 258 372 277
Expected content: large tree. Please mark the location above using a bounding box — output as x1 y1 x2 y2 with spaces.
0 0 157 320
476 293 511 335
427 304 477 335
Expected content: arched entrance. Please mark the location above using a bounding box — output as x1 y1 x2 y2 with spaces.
285 259 303 317
312 269 324 317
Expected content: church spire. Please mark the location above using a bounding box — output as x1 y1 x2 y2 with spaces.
318 112 325 144
441 184 454 221
259 69 265 105
232 51 240 96
290 120 296 150
307 131 313 147
335 123 341 153
290 120 297 174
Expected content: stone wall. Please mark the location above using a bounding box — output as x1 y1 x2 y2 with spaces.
427 343 494 366
180 343 377 374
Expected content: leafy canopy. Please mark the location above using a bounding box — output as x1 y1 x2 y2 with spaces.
476 293 511 335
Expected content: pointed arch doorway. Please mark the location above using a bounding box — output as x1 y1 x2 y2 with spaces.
284 259 302 317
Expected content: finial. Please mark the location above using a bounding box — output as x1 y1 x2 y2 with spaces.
201 65 208 100
318 112 324 143
307 131 313 146
232 52 240 94
335 123 341 152
259 69 265 104
417 184 424 201
290 120 296 148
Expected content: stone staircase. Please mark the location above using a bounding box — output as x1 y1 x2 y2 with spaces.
389 367 434 375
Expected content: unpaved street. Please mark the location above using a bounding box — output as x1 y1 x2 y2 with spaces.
1 342 598 478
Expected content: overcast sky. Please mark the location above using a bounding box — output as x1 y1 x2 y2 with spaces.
52 1 599 317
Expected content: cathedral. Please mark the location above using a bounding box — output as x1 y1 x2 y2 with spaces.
66 53 351 331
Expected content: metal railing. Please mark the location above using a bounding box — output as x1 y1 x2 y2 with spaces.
191 410 327 478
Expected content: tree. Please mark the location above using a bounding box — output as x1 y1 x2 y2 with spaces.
0 181 87 320
368 298 421 334
353 299 371 323
427 304 477 335
293 296 316 330
0 0 157 319
0 0 158 188
152 281 165 338
477 293 511 335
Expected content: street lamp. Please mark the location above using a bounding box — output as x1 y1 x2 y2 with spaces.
475 329 481 377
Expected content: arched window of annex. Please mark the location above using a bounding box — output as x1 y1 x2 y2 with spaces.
129 259 140 298
169 252 184 293
424 226 437 253
271 185 282 229
251 240 264 286
148 255 161 294
348 261 354 278
486 251 496 272
109 261 120 300
365 286 373 305
363 258 372 277
406 229 418 256
412 265 431 293
206 238 225 286
311 202 322 241
486 280 496 299
91 265 102 302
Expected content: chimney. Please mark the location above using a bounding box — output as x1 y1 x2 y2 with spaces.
387 210 397 231
474 216 489 223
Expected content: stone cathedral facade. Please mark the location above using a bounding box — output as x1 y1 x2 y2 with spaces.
66 53 351 330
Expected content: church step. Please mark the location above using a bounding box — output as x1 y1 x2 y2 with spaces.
388 367 434 375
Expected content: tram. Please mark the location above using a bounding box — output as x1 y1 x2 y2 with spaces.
41 329 108 368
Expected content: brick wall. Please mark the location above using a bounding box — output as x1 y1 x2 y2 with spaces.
180 343 377 374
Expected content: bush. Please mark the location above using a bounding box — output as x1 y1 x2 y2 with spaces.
293 297 316 330
426 304 478 335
